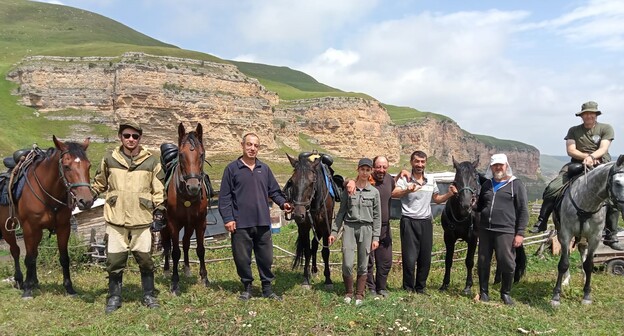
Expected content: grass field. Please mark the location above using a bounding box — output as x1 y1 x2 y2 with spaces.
1 212 623 335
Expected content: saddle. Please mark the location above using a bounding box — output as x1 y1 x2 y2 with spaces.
552 163 593 228
0 148 39 206
159 143 214 199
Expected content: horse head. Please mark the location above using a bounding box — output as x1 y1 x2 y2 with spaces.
608 155 624 213
53 136 93 210
287 153 321 223
177 123 205 197
452 156 480 216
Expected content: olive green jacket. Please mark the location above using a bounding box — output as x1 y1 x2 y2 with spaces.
92 146 165 227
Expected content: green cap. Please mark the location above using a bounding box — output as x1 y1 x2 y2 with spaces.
576 101 601 116
118 120 143 135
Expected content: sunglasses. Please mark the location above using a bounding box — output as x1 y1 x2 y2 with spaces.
122 133 140 140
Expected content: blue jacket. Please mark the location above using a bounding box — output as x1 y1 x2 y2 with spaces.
218 157 287 228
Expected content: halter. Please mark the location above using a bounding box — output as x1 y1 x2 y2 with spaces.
26 149 90 211
175 135 206 202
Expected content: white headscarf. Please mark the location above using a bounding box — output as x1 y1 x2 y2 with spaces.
484 153 514 179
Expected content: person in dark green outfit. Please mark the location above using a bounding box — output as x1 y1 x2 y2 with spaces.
529 101 623 251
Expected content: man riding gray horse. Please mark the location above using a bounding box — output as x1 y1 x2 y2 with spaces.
529 101 624 251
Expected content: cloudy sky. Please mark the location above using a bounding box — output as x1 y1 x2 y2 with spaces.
39 0 624 156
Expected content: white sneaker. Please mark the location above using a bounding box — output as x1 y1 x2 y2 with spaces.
344 296 352 304
355 299 363 306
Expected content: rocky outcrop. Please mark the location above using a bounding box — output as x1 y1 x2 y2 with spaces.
6 53 539 177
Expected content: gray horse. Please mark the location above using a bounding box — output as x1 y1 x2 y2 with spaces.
551 155 624 306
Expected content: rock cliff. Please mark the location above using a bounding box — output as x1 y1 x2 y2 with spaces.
6 53 539 177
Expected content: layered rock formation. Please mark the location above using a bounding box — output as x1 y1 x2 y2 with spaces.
6 52 539 177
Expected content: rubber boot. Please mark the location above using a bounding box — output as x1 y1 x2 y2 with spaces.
141 271 160 309
604 206 624 251
105 272 123 314
500 272 514 305
478 265 489 302
355 274 367 306
529 198 555 233
343 275 354 304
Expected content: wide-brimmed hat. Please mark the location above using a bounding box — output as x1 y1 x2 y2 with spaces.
576 101 602 116
118 120 143 135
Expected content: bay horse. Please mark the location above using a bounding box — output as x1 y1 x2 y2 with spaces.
286 153 334 289
551 155 624 306
439 158 480 294
0 136 93 298
440 158 526 295
161 123 209 296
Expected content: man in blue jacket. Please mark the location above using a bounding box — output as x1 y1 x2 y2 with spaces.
219 133 292 301
476 153 528 305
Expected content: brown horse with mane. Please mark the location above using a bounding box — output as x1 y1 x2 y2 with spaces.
161 123 210 296
0 136 93 299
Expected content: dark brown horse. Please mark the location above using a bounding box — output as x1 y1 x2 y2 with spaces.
286 153 334 289
161 123 209 296
0 136 93 299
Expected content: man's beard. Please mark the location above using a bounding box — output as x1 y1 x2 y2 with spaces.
494 171 505 179
373 172 385 181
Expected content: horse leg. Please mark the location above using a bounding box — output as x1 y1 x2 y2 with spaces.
321 235 333 290
551 240 570 307
56 226 77 296
195 225 209 287
302 229 312 289
463 237 477 295
162 229 171 278
439 234 454 291
2 230 23 289
171 228 182 296
581 238 599 305
311 236 319 276
22 227 43 299
182 228 193 278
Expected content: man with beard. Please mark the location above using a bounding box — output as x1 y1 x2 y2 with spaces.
476 153 528 305
391 151 457 294
346 156 396 298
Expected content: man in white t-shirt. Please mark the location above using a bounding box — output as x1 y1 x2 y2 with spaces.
392 150 456 293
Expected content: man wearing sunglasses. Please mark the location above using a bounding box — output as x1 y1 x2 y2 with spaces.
92 121 166 313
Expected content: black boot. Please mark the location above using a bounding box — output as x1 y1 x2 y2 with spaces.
261 281 282 301
478 266 489 302
105 272 123 314
500 272 514 305
141 272 160 309
604 206 624 251
529 198 555 233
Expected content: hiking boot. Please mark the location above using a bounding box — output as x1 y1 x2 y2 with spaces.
239 283 252 301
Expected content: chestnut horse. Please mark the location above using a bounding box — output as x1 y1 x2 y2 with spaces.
0 136 93 298
286 153 334 289
161 123 209 296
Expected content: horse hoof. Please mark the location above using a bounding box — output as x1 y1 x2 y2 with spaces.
438 285 448 291
325 283 334 291
163 270 171 278
581 299 592 305
172 289 181 296
21 292 33 300
462 288 472 296
301 284 312 290
202 278 210 287
184 267 192 277
550 300 560 307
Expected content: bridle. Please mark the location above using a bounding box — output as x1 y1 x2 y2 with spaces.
446 173 479 224
607 163 624 206
175 135 206 200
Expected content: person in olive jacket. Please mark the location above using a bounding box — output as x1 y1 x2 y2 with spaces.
92 121 165 314
476 153 528 305
329 158 381 306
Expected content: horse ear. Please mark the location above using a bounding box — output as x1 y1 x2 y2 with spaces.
82 137 90 150
617 155 624 167
196 123 203 144
472 157 479 169
452 156 459 169
287 153 297 167
52 135 66 150
178 123 185 146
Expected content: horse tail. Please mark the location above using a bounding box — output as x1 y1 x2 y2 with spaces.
292 233 306 269
514 244 527 283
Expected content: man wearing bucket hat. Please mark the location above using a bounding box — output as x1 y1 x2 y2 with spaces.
528 101 623 250
92 120 166 313
477 153 529 305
